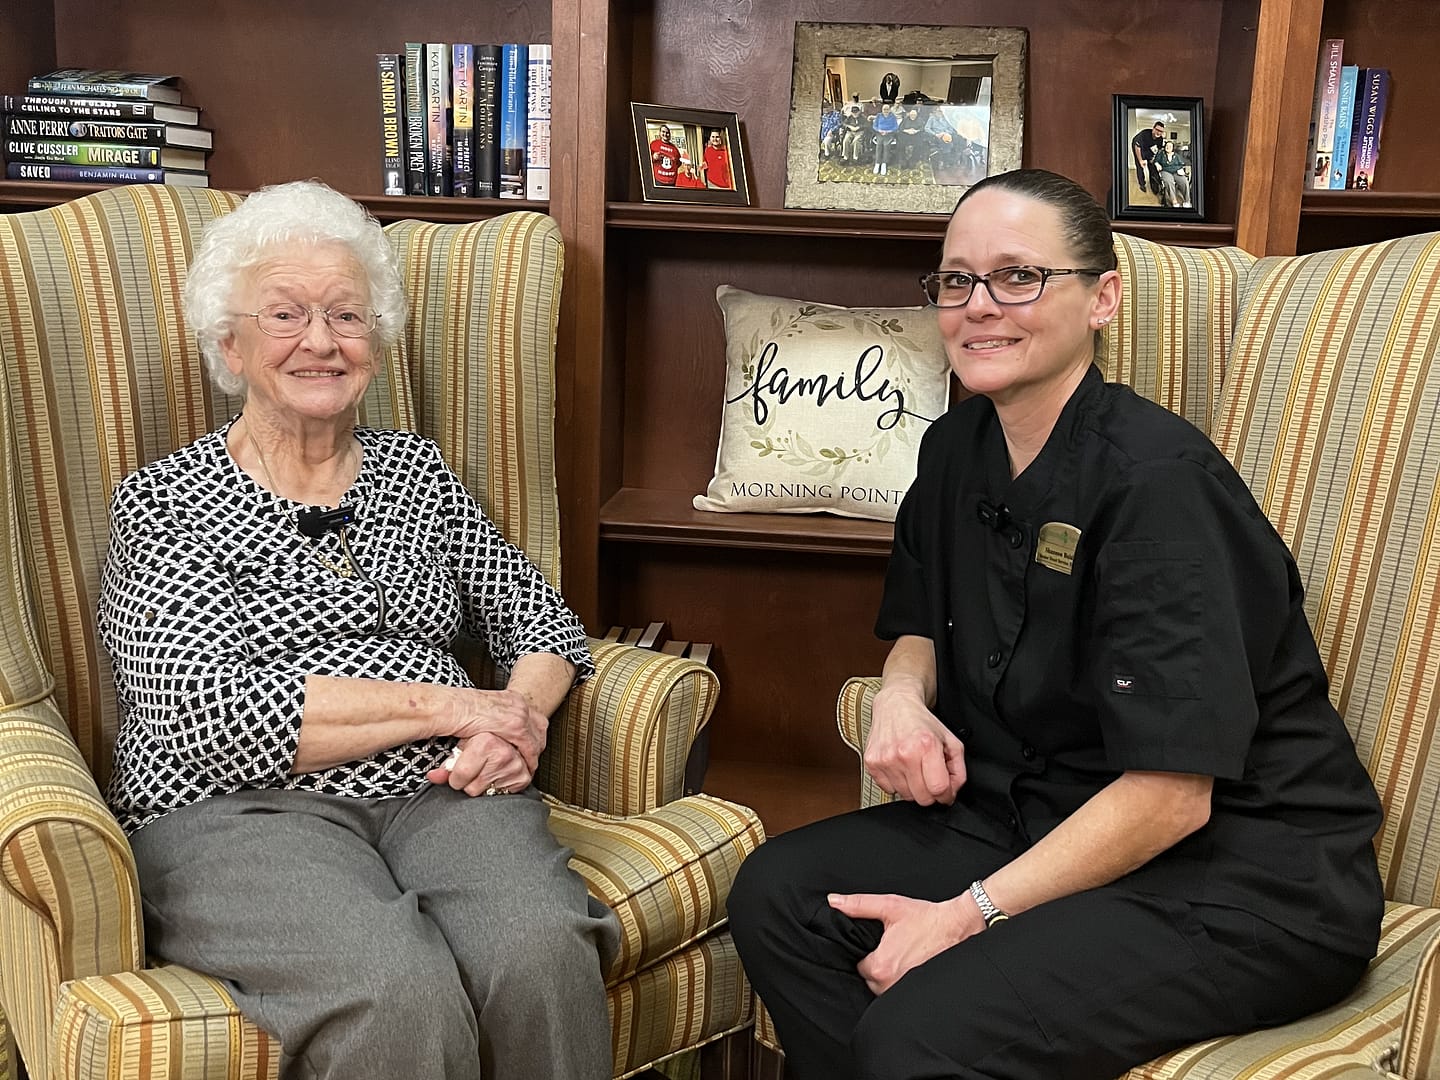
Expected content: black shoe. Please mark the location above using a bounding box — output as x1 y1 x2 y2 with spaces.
1138 183 1148 193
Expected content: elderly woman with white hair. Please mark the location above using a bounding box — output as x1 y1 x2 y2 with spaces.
98 180 618 1080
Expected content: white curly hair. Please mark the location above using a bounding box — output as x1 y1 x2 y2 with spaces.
182 180 408 396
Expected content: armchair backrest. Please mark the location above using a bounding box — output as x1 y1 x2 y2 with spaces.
1106 233 1256 435
1214 233 1440 905
0 186 565 788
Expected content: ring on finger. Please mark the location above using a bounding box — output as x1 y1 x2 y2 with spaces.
483 784 507 797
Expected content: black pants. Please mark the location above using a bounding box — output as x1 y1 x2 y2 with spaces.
729 800 1368 1080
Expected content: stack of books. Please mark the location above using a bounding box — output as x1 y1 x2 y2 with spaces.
1304 41 1389 191
376 43 551 201
3 69 211 187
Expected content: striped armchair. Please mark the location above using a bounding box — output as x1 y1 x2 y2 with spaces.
770 231 1440 1078
0 186 763 1080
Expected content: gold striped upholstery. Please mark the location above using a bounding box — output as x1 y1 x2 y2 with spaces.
550 794 763 984
0 187 760 1079
1215 233 1440 910
1106 234 1255 436
544 640 720 815
386 214 559 585
822 234 1440 1077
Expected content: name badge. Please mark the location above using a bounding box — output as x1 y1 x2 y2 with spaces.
1035 521 1081 575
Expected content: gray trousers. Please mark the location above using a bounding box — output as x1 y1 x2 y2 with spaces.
129 784 620 1080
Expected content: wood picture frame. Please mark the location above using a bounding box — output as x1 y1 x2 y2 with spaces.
631 102 750 206
784 23 1027 215
1111 94 1206 221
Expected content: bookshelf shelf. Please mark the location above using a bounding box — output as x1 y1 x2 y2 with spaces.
1300 191 1440 218
599 487 893 556
605 201 1238 247
0 181 546 223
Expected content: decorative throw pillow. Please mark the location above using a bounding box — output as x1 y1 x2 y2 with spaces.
694 285 952 521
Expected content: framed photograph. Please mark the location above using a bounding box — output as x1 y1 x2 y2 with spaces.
630 103 750 206
784 23 1027 215
1111 95 1206 221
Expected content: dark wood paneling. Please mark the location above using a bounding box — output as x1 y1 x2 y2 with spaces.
0 0 56 92
622 0 1247 219
50 0 549 193
704 759 857 837
604 544 892 771
1322 0 1439 195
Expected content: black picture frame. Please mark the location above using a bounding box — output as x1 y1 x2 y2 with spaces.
630 103 750 206
1111 95 1205 222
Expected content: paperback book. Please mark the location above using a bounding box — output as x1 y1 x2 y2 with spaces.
1306 38 1344 190
451 44 475 197
0 94 199 126
424 43 452 197
498 44 527 199
28 69 183 104
525 44 552 200
1328 65 1359 189
474 45 502 198
375 52 406 195
1351 68 1389 190
6 161 208 186
403 42 427 195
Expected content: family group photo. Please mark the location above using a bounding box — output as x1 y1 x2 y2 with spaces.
814 55 992 188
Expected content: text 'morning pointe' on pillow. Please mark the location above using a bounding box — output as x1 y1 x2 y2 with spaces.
694 284 952 521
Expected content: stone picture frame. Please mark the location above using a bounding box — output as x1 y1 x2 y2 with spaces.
784 23 1028 214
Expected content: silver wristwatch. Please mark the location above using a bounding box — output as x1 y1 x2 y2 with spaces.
969 879 1010 927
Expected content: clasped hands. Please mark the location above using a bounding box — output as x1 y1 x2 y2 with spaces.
831 685 979 994
425 686 547 798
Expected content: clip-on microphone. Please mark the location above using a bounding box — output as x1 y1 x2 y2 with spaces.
296 505 356 538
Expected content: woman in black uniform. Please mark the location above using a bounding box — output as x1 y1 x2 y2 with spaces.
728 168 1384 1080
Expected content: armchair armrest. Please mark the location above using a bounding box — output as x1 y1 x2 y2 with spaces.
538 639 719 816
835 676 893 809
1398 924 1440 1077
0 697 142 1078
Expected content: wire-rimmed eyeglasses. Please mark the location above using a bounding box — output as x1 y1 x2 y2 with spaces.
241 303 382 339
918 266 1108 308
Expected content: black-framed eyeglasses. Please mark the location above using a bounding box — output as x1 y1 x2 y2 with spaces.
918 266 1108 308
241 303 381 339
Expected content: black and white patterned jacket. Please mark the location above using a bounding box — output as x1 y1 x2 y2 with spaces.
99 421 593 834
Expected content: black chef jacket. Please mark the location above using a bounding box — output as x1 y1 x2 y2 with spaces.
877 365 1383 957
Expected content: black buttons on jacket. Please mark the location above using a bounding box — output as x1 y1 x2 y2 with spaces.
1007 528 1024 549
957 726 971 740
1021 743 1037 761
987 649 1003 667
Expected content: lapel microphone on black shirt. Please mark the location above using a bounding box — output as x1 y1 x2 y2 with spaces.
976 499 1012 532
296 505 356 538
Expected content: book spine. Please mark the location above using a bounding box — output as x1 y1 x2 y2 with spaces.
1353 68 1389 189
451 44 475 197
2 139 161 168
498 44 528 199
6 160 166 183
425 43 452 197
1328 66 1359 189
3 115 167 145
525 44 552 201
1310 37 1344 190
403 42 427 195
376 53 406 196
26 77 157 100
473 46 502 198
1 95 173 121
